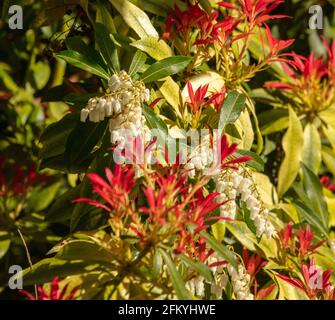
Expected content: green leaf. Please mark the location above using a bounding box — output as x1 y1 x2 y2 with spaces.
56 240 117 263
96 0 116 33
236 149 264 172
200 231 237 269
143 106 168 135
241 202 257 236
132 37 173 60
261 117 289 135
301 163 329 231
218 91 246 133
322 146 335 177
56 50 110 80
319 105 335 128
39 113 78 159
158 77 181 117
277 107 304 198
225 222 256 251
109 0 159 39
140 56 192 83
159 249 191 300
0 231 10 260
179 255 213 283
273 273 309 300
17 258 112 285
198 0 212 14
323 126 335 150
29 61 51 90
302 123 321 174
128 50 147 77
143 106 169 150
27 182 62 212
295 201 329 238
94 23 120 74
46 187 81 223
65 120 107 173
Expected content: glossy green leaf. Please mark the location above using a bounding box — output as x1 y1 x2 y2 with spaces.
128 50 147 77
56 50 110 80
301 163 329 231
46 187 81 223
226 222 257 251
218 91 246 133
295 201 329 238
39 113 78 159
302 123 321 174
159 249 191 300
277 108 304 198
56 240 117 263
158 77 181 116
179 254 213 283
96 0 116 33
94 22 120 74
322 146 335 177
201 231 237 269
143 106 168 135
132 37 173 60
65 120 107 173
236 149 264 172
16 258 112 285
140 56 192 83
109 0 159 39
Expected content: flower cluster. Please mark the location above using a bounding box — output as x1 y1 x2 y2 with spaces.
75 163 224 252
278 257 335 300
279 223 324 258
0 157 47 197
80 71 150 145
227 262 254 300
265 39 335 116
186 252 229 299
163 1 294 87
215 167 275 238
20 277 79 300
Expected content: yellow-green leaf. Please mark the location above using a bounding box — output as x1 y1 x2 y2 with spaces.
131 37 172 60
109 0 158 39
277 108 304 198
322 146 335 177
323 125 335 150
302 122 321 174
319 105 335 128
158 77 181 117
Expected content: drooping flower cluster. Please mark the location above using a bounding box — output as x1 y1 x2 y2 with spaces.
186 252 229 299
215 167 275 238
227 261 254 300
80 71 150 145
186 134 253 178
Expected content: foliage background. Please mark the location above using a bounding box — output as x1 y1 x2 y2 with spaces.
0 0 335 300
